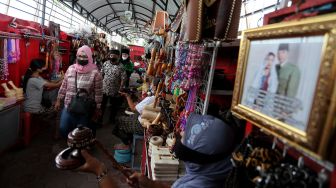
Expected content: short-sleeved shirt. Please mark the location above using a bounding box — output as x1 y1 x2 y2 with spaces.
24 77 47 113
101 61 127 97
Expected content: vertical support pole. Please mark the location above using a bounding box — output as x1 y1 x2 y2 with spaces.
5 0 11 15
202 42 219 115
41 0 47 26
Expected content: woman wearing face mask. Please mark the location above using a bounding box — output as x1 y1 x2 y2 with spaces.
23 58 63 114
120 48 134 87
55 45 103 138
98 49 127 126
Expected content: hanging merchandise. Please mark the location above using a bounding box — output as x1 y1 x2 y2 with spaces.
170 3 185 33
172 43 188 87
0 38 9 80
152 11 169 34
202 0 221 38
180 44 205 91
255 163 320 188
7 38 18 63
185 0 203 42
177 86 198 131
50 47 62 81
214 0 242 40
15 39 20 61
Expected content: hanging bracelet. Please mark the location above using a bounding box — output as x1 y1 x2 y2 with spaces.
96 168 108 183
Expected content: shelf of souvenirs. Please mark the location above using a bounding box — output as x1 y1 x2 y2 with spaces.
210 90 233 96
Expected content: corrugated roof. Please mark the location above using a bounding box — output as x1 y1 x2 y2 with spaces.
59 0 181 40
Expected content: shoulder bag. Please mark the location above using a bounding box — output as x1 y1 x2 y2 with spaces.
67 72 96 117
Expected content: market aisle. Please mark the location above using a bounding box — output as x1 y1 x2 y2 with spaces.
0 118 130 188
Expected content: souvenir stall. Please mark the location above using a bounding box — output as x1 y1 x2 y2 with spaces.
136 0 242 183
137 0 336 187
0 13 71 151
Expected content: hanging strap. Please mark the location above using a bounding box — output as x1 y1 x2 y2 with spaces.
75 71 78 94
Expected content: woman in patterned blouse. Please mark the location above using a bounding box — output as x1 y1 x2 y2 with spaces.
55 45 103 138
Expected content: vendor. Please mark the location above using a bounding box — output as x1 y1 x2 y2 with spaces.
113 90 150 149
77 113 241 188
23 58 63 114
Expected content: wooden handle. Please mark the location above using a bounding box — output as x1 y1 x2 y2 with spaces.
146 60 155 76
152 113 162 125
150 48 156 62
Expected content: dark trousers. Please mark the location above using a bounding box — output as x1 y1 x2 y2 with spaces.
99 94 123 125
125 71 132 87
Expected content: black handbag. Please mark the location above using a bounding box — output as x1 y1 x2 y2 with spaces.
67 72 96 117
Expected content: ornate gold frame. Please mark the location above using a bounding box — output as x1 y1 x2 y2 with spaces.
232 14 336 159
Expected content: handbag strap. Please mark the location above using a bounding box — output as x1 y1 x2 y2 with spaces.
75 71 78 93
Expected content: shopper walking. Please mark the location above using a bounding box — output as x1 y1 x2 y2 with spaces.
98 49 127 126
120 48 134 87
55 45 103 138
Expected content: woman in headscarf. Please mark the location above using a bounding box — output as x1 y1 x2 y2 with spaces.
246 52 278 112
75 113 240 188
55 45 103 138
252 52 278 93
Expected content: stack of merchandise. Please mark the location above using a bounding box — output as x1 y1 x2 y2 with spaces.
148 136 163 156
150 146 180 182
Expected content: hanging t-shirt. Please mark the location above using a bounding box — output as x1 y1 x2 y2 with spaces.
24 77 46 113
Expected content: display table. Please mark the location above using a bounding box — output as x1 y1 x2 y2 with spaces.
0 99 24 153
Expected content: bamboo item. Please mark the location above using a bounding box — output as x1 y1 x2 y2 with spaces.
142 110 159 121
161 63 167 73
152 113 162 125
147 49 157 76
167 62 173 73
144 104 161 112
153 81 164 108
147 60 155 76
155 62 163 77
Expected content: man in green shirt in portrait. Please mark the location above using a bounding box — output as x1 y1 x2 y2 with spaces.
275 43 301 98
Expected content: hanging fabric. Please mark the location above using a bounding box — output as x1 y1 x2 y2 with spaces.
7 38 17 63
185 0 203 42
15 39 20 61
0 38 9 80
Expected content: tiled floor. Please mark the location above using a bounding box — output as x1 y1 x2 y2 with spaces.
0 119 130 188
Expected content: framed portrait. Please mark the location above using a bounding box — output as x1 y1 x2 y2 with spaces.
232 14 336 159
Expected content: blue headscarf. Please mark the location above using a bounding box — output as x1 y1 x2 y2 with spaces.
172 113 235 188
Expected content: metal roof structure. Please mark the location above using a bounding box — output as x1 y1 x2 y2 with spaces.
58 0 181 40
